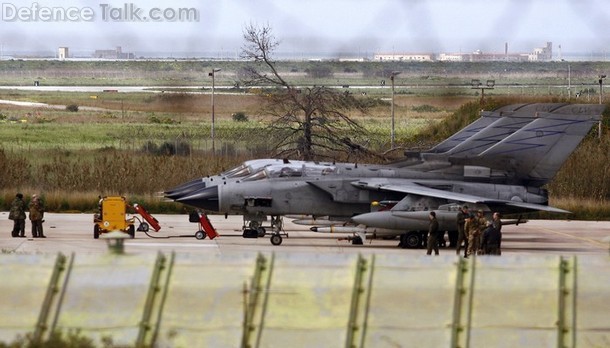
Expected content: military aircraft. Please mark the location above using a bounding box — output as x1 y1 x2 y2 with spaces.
165 103 605 247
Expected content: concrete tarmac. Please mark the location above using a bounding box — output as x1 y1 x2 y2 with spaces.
1 212 609 256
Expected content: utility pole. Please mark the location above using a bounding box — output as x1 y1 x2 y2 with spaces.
597 75 606 139
390 71 401 149
471 79 495 104
209 68 221 153
599 74 606 105
568 64 572 100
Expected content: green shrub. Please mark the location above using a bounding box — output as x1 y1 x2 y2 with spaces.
411 104 441 113
232 112 249 122
66 104 79 112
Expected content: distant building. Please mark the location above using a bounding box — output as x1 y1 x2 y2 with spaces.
437 53 464 62
377 42 552 63
528 42 552 61
58 47 69 60
92 46 134 59
374 53 435 62
464 50 529 62
338 57 367 62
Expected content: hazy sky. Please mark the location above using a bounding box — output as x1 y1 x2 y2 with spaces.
1 0 609 56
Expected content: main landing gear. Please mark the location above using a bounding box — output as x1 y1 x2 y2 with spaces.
399 231 426 249
242 215 287 245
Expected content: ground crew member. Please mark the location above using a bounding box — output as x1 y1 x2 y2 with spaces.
426 211 440 256
29 194 46 238
467 210 486 257
467 209 487 256
9 193 27 238
482 212 502 255
478 210 489 255
456 205 469 255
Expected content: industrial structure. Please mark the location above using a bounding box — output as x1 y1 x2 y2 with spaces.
375 42 553 62
92 46 135 59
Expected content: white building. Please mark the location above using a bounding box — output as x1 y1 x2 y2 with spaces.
58 47 69 60
528 42 552 61
437 53 464 62
374 53 435 62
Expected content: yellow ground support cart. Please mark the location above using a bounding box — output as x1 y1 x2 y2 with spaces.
93 196 135 239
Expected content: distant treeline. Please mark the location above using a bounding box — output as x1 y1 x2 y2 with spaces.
0 60 609 86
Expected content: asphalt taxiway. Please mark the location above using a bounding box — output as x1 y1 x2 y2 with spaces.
1 212 608 256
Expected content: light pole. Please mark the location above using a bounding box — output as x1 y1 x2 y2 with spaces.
568 64 572 100
598 74 606 139
209 68 221 153
598 74 606 105
390 71 401 149
471 79 495 103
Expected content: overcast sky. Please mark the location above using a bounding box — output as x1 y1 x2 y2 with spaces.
1 0 609 57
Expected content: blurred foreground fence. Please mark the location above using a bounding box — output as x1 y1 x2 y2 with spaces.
0 252 609 347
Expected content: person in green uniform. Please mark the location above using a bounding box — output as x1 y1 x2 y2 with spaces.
9 193 27 238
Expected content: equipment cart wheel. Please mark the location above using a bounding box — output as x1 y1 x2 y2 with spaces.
257 227 266 237
270 233 283 246
195 230 207 240
137 222 150 232
128 225 135 239
94 225 100 239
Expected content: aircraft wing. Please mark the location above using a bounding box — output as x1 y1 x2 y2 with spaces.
351 180 570 214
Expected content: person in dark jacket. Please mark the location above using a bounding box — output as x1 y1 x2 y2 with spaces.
29 194 46 238
426 211 440 256
9 193 27 237
482 212 502 255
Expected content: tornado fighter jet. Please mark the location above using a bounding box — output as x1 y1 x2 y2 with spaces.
165 103 605 247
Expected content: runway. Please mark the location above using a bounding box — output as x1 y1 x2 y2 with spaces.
1 212 608 256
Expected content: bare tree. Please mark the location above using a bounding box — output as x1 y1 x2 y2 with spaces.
241 23 378 161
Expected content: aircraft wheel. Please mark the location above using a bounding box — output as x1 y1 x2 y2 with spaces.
257 227 266 237
351 236 363 245
94 224 100 239
402 232 422 249
195 230 206 240
270 234 283 246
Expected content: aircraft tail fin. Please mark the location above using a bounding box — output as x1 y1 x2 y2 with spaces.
469 104 604 186
426 111 501 153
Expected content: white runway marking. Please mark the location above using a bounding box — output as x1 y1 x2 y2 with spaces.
126 242 219 248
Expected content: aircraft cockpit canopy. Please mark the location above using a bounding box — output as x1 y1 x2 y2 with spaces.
221 164 250 178
221 159 287 178
240 163 338 182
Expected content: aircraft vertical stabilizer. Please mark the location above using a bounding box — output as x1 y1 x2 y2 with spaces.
426 111 501 153
475 104 604 185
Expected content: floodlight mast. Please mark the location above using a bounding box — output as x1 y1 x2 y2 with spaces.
598 74 606 139
390 71 401 149
471 79 495 104
209 68 221 153
599 74 606 105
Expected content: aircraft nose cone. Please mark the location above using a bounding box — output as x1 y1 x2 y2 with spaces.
165 180 207 200
176 186 219 212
